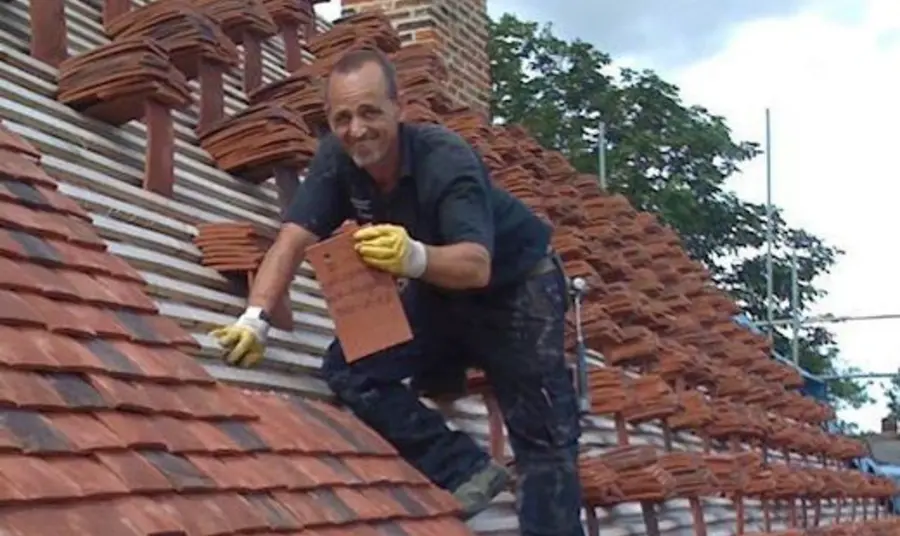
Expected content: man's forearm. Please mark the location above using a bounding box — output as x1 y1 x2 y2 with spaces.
248 225 317 313
421 242 491 289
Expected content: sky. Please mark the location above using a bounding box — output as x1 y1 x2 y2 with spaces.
315 1 900 432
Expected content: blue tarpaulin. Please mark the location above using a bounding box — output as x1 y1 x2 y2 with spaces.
801 376 828 400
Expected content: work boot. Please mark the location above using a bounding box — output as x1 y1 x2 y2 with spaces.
453 461 511 519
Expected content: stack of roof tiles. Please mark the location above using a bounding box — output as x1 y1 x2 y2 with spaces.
56 39 193 126
235 10 900 533
742 521 900 535
56 0 246 127
262 0 316 29
0 123 475 534
392 43 454 119
104 0 241 78
247 68 326 134
192 0 279 45
197 102 319 182
306 11 401 76
194 221 277 272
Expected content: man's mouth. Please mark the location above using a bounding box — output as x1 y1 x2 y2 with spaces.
353 140 377 156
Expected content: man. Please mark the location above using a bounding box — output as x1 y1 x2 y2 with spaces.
211 48 585 535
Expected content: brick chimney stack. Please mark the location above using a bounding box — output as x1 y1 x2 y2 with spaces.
340 0 491 115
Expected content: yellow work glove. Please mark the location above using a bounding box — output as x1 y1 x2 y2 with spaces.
353 224 428 278
209 308 270 367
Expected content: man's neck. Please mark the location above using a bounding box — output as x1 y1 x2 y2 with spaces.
366 141 402 193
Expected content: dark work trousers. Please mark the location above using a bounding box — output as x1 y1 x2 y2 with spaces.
320 263 585 536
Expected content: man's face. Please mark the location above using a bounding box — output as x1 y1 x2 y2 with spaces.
326 62 400 168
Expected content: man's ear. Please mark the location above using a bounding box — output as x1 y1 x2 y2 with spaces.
388 99 401 121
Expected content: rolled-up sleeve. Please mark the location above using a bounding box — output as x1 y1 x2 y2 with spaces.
430 140 494 257
284 135 351 239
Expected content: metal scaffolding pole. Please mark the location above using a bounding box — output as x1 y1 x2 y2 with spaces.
819 373 900 381
598 121 607 190
790 251 800 364
765 108 775 342
752 312 900 328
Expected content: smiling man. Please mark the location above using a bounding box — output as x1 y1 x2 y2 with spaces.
210 49 585 535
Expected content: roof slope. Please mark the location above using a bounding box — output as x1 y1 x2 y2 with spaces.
0 125 470 535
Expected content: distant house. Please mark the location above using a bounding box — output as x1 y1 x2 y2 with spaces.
855 429 900 512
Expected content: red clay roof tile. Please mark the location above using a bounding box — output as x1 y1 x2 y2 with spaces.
0 124 472 534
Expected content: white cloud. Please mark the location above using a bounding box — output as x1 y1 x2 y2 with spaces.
484 0 817 68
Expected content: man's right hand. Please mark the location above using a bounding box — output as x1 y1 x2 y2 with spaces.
209 309 270 368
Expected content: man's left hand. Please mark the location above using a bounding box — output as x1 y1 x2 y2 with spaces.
353 224 427 278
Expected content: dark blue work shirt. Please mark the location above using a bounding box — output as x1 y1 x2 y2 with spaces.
284 123 552 290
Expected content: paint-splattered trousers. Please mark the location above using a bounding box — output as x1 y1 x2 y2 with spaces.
321 261 586 536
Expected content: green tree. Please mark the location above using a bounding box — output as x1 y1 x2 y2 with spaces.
489 14 869 409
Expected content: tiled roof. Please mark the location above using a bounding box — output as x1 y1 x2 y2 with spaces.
0 125 471 534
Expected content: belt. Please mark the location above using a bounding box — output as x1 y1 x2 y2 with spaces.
528 247 560 278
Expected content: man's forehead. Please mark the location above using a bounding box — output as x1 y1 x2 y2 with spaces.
328 63 387 94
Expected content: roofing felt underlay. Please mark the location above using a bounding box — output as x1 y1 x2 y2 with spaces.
0 127 472 534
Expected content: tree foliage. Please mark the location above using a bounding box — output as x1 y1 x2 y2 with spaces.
489 14 868 409
884 375 900 418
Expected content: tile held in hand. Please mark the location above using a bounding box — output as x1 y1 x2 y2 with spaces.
306 223 413 362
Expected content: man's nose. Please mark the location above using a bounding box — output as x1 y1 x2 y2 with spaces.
349 116 367 138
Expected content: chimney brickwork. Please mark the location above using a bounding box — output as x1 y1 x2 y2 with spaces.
341 0 491 115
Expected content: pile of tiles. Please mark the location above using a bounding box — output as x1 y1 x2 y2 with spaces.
261 0 316 29
392 43 455 117
193 221 295 332
57 0 247 126
272 10 900 532
744 519 900 535
306 11 401 76
57 39 193 126
247 68 326 132
198 102 318 182
104 0 241 79
192 0 278 45
194 221 276 272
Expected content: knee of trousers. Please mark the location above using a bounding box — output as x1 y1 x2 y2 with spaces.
320 345 361 403
320 346 392 417
322 365 380 416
